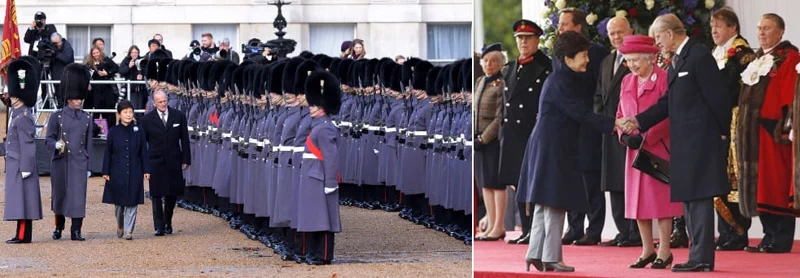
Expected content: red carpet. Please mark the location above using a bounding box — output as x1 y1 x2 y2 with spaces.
474 232 800 278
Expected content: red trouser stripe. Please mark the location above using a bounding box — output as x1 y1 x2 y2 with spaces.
18 221 25 240
323 233 328 261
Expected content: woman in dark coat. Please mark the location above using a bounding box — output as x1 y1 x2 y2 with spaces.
519 31 623 272
86 46 120 126
102 101 150 240
119 45 147 114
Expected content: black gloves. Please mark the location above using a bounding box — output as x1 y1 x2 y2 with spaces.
622 134 643 150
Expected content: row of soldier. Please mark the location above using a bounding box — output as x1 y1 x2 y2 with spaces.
136 49 474 265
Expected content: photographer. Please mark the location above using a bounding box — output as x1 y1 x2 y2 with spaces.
119 45 146 113
42 33 75 107
199 33 219 61
217 38 240 64
152 34 173 59
183 40 202 61
23 11 57 56
85 46 119 125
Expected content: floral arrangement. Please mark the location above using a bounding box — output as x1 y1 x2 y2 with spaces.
539 0 727 52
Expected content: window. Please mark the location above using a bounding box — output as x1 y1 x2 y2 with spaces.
309 24 355 57
67 25 112 61
427 24 470 61
192 24 238 54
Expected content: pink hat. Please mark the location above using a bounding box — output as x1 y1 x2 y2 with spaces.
618 35 659 54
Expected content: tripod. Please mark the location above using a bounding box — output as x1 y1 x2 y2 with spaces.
37 62 58 110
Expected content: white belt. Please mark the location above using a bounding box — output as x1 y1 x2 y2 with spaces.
337 121 353 127
464 141 473 147
272 146 279 152
231 138 239 143
188 126 195 132
263 139 271 145
385 127 397 133
427 139 435 143
302 153 318 160
198 131 207 136
293 147 305 153
434 134 443 140
256 141 265 147
365 126 381 131
456 137 464 143
248 139 259 144
399 128 407 133
211 127 219 132
238 137 245 142
222 133 232 138
278 146 293 152
408 131 427 136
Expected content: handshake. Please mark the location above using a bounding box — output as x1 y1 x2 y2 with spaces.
614 117 640 134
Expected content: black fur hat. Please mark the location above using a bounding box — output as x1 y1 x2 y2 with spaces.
282 57 305 94
401 58 420 89
337 59 354 86
448 60 461 93
146 59 159 80
268 61 286 94
157 58 171 82
411 60 433 90
435 64 450 96
389 65 403 92
380 61 398 88
461 58 472 92
294 60 321 94
166 60 181 86
364 59 380 87
329 58 341 78
61 63 91 101
209 60 232 94
298 50 314 59
7 58 41 107
232 64 249 94
256 64 272 99
425 66 441 96
185 62 199 89
305 71 341 115
223 63 238 93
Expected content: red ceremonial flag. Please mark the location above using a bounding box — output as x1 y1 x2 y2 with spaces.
1 0 21 80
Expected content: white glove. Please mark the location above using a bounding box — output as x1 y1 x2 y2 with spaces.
21 172 31 179
55 141 64 150
324 186 338 195
87 171 92 178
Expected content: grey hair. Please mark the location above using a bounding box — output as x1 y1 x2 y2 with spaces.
650 14 686 35
50 32 62 41
153 90 168 101
479 51 507 67
220 38 231 46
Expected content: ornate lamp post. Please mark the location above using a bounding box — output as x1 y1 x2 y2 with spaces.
265 0 297 59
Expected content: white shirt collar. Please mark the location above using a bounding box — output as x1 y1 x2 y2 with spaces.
675 36 690 55
159 109 168 117
762 41 782 55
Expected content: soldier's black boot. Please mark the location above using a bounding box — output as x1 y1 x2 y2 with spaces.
70 218 85 241
53 215 66 240
670 216 689 248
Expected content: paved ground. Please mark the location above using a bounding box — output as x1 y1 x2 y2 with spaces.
0 114 472 277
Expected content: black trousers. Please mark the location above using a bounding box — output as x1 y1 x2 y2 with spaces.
306 231 335 263
566 170 606 239
759 212 796 251
55 215 83 232
294 230 306 256
14 220 33 242
609 191 640 241
684 199 715 264
152 196 177 230
518 202 532 237
715 199 751 244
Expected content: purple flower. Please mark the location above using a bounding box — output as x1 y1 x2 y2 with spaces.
549 12 560 26
545 0 551 6
683 15 696 25
597 17 611 37
683 0 699 9
658 8 672 16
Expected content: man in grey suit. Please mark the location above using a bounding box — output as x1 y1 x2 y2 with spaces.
623 14 731 272
593 16 642 248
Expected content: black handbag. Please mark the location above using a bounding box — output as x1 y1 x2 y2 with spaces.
631 133 671 184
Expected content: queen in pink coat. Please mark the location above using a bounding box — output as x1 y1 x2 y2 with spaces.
616 35 683 270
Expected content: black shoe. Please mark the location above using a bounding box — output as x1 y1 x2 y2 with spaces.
574 235 600 246
507 233 527 244
306 258 330 265
669 231 689 248
672 262 713 272
651 254 673 269
629 253 656 268
599 239 620 247
293 254 305 264
516 234 530 244
475 233 506 241
71 231 85 241
165 225 173 235
525 258 545 272
6 237 29 244
154 229 165 236
52 229 63 240
561 234 581 245
760 244 791 253
618 239 643 247
716 240 747 251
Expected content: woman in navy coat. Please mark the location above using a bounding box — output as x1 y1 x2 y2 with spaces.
519 31 624 272
102 101 151 240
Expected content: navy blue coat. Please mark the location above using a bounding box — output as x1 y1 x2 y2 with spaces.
102 123 150 206
517 61 615 212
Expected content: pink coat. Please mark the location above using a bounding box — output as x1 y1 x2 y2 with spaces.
616 67 683 220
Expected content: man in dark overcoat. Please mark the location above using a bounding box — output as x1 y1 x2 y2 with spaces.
141 91 191 236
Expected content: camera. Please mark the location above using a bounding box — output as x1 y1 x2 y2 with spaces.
36 40 56 61
242 43 265 55
192 46 201 56
35 20 44 29
217 49 229 60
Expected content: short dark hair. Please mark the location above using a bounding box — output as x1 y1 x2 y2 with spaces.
560 8 588 34
117 100 134 113
201 33 213 39
762 13 786 31
554 31 590 61
712 7 741 33
148 39 161 47
93 38 105 45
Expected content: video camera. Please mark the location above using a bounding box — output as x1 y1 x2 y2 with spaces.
36 40 56 63
242 42 266 55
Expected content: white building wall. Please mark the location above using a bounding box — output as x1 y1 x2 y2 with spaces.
4 0 471 63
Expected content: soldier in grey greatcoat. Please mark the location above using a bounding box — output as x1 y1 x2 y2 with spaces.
2 58 43 244
46 63 94 241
